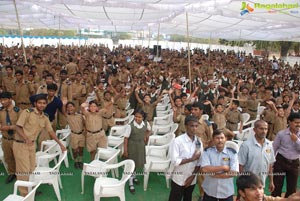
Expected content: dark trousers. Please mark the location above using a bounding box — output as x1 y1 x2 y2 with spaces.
271 153 300 198
168 180 195 201
203 193 233 201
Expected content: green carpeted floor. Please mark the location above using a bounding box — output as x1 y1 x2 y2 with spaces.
0 150 299 201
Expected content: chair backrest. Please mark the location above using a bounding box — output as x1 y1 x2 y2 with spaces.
109 125 130 137
146 143 169 159
95 147 120 164
201 114 209 121
52 151 67 171
225 141 239 153
23 181 42 201
120 159 135 183
126 109 134 116
242 113 250 124
257 106 266 115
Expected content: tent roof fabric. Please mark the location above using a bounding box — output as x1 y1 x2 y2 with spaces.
1 0 300 41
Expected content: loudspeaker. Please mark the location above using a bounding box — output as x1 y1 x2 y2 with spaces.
153 45 161 57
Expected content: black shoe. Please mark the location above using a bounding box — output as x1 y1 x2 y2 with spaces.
129 185 135 194
133 178 140 185
74 162 79 169
78 162 83 169
5 174 16 184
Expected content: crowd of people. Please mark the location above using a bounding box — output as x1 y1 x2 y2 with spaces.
0 43 300 200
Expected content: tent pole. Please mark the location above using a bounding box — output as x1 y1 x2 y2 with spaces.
209 32 211 68
58 15 61 62
156 23 160 58
13 0 27 64
148 27 151 48
186 12 192 92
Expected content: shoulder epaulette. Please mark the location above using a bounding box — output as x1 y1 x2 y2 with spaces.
13 106 20 112
81 82 86 85
44 112 49 117
204 119 211 126
204 146 214 152
26 108 34 112
226 147 237 154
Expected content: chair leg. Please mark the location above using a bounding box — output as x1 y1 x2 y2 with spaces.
165 173 170 188
58 175 63 188
143 170 149 191
68 146 74 160
64 154 69 168
81 171 85 194
94 194 100 201
52 178 61 201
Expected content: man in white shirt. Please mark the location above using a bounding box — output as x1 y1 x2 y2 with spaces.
168 115 203 201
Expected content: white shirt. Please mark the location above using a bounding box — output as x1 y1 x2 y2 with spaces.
124 120 151 138
169 133 203 186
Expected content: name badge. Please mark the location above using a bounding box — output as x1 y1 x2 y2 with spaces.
222 157 230 161
265 149 271 154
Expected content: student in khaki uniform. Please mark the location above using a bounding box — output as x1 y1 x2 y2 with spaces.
94 80 105 107
36 73 55 94
0 92 22 184
171 96 185 136
62 99 85 169
246 90 260 121
134 85 163 124
13 94 66 196
100 91 115 132
72 72 87 112
81 101 107 161
57 70 72 129
2 66 16 96
226 100 243 133
261 100 276 140
14 70 34 110
114 88 129 118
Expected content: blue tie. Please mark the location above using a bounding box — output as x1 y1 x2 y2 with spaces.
6 109 13 135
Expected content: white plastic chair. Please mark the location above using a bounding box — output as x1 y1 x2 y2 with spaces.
30 151 67 201
114 114 134 125
107 124 130 152
257 106 266 119
148 133 175 146
225 140 240 153
81 147 121 194
237 113 251 129
93 159 135 201
36 143 61 167
152 123 178 135
3 181 42 201
0 138 8 173
144 143 171 191
201 114 209 121
152 114 174 130
233 127 254 141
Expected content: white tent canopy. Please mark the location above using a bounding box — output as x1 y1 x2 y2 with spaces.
1 0 300 41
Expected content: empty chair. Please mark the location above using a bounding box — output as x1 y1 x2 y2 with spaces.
152 123 178 136
233 127 254 141
148 133 175 146
93 159 135 201
81 147 121 194
114 114 134 125
4 181 41 201
36 143 61 167
225 140 240 153
237 113 251 129
30 151 67 201
107 124 130 151
152 114 174 129
0 139 8 173
144 143 171 191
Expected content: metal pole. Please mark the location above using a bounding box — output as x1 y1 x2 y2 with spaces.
156 23 160 58
58 15 61 62
186 12 192 92
13 0 27 64
148 27 151 48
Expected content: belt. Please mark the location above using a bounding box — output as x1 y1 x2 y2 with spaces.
277 153 299 163
87 129 103 134
2 136 14 141
248 109 257 112
15 139 35 143
103 115 113 119
19 102 31 105
71 130 83 135
227 120 239 124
